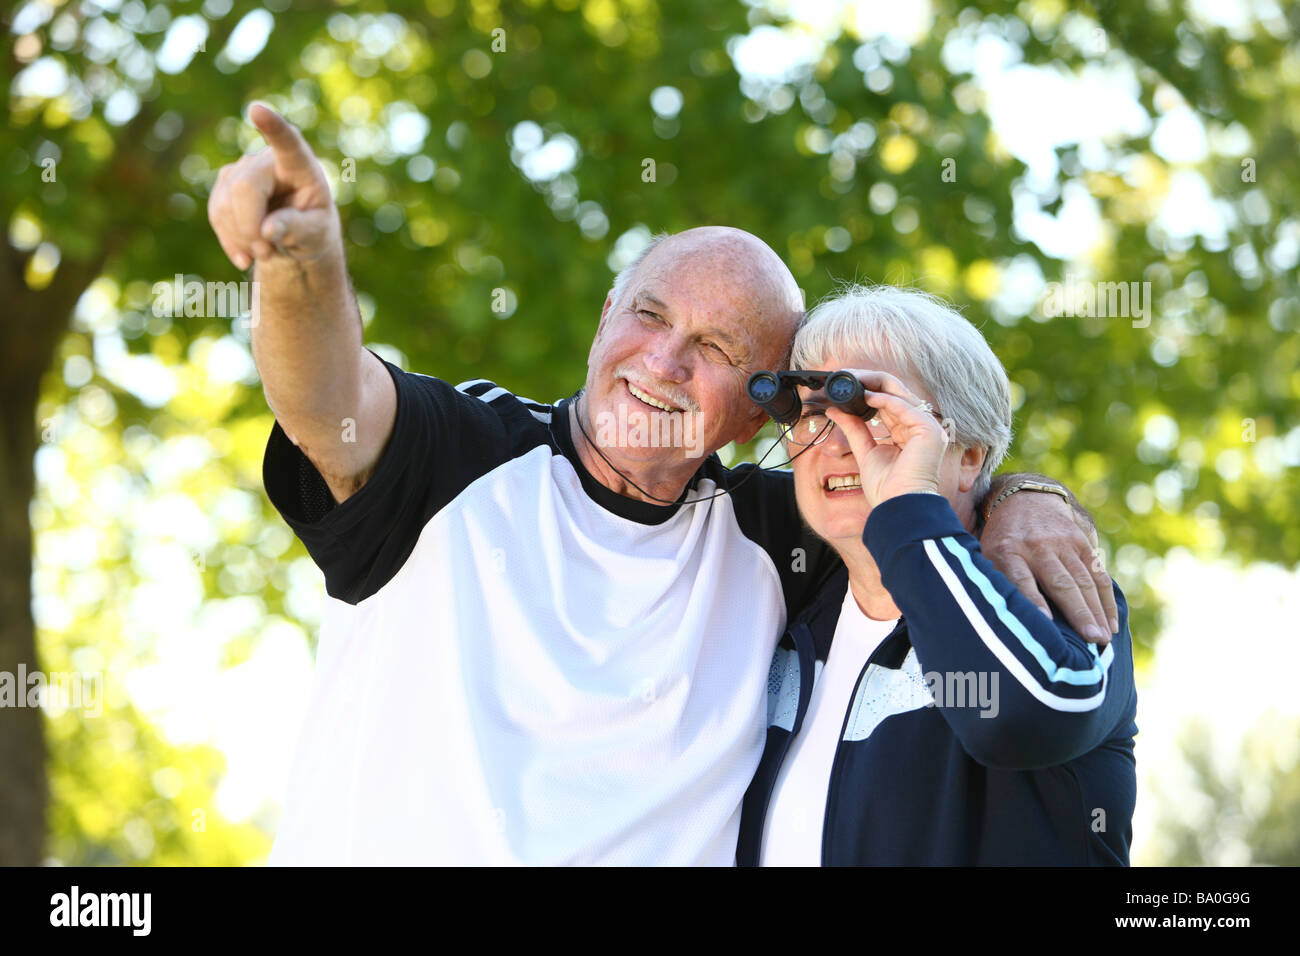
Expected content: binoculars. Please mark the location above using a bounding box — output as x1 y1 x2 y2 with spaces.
746 370 870 425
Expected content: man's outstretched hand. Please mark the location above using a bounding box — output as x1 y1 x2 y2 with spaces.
205 104 394 507
981 490 1118 645
207 103 340 270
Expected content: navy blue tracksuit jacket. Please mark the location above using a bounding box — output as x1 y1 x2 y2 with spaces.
737 493 1138 866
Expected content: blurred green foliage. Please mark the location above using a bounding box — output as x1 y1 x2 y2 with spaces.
3 0 1296 863
1149 715 1300 866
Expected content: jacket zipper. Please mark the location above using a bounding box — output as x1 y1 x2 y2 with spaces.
820 657 874 866
751 725 797 865
819 620 910 866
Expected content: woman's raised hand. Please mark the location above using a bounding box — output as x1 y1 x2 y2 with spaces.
824 370 950 508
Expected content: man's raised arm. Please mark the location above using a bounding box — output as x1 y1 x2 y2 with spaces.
207 102 395 505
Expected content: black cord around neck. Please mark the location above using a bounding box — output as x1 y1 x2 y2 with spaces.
568 389 818 507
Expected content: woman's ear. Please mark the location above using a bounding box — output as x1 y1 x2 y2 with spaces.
956 445 987 494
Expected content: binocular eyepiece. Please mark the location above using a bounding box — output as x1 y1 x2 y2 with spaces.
746 370 870 425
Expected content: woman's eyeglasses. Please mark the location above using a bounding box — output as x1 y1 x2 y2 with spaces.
781 401 945 448
783 404 836 447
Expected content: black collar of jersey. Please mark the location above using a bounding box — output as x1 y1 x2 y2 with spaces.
550 394 728 526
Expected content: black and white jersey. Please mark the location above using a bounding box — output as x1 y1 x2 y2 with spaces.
262 356 835 865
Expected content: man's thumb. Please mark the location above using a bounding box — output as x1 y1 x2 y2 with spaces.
260 208 330 257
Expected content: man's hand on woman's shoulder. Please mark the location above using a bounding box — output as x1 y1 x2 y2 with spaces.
979 474 1117 645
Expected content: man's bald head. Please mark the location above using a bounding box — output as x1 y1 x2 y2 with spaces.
607 227 804 367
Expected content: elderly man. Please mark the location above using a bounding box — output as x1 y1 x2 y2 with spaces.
207 104 1117 865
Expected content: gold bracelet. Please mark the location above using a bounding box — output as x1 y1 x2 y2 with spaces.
984 480 1071 524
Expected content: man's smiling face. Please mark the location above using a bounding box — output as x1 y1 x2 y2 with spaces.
582 227 803 473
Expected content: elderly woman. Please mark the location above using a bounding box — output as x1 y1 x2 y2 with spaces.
736 285 1137 866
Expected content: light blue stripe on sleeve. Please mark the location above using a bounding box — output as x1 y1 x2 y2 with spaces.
940 536 1113 687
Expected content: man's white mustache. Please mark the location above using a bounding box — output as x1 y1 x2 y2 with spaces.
614 368 699 413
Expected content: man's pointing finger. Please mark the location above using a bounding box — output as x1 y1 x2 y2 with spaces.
247 102 315 173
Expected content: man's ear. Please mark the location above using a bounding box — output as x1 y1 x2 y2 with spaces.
731 404 770 446
589 295 615 364
956 446 987 494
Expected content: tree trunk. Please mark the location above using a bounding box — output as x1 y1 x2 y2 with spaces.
0 74 183 861
0 251 106 864
0 371 45 865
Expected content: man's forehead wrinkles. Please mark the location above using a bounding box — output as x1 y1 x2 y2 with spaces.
631 266 796 362
633 290 670 312
636 281 750 328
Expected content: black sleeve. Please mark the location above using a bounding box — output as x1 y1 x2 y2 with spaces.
262 356 538 604
725 464 841 623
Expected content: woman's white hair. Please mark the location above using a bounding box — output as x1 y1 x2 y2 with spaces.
790 283 1013 501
